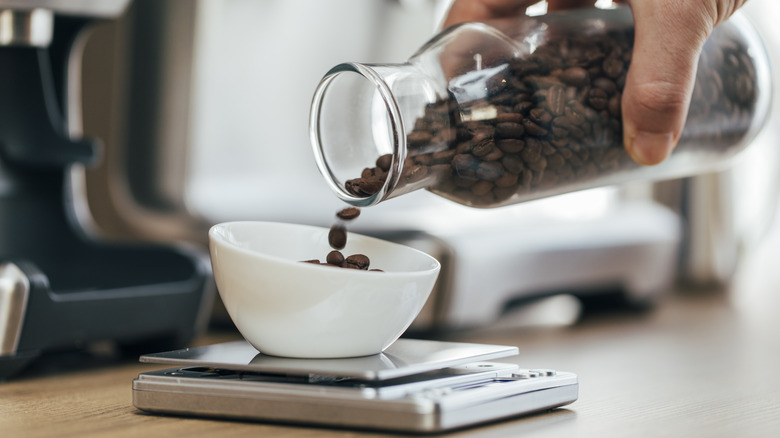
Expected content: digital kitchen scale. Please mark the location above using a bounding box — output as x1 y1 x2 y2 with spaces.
133 339 578 433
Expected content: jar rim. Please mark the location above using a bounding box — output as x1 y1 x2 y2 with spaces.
309 62 405 207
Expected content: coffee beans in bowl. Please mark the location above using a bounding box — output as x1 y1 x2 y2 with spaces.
301 207 383 271
208 221 440 358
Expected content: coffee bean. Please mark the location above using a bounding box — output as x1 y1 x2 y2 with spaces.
522 119 548 137
548 153 566 170
560 67 589 86
608 95 621 118
520 139 542 163
326 250 345 265
337 207 361 220
494 170 519 188
529 108 553 127
432 149 456 164
602 55 624 79
471 138 496 157
376 154 393 172
328 224 347 250
353 178 383 196
497 139 525 153
546 85 567 116
588 88 609 110
514 100 534 114
483 146 504 161
552 115 573 130
495 122 525 138
564 106 586 127
476 161 504 181
452 153 479 178
344 254 370 270
528 156 547 172
407 130 433 147
496 112 524 124
593 77 618 95
502 154 525 173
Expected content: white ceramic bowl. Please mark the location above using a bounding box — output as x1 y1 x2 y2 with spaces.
208 221 440 358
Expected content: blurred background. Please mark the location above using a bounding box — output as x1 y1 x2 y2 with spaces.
72 0 780 331
3 0 778 372
75 0 780 332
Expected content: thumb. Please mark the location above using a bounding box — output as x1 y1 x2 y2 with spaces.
622 0 716 165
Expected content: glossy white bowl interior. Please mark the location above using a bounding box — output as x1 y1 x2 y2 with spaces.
209 221 440 358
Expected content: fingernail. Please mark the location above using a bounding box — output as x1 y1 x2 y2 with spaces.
627 131 675 165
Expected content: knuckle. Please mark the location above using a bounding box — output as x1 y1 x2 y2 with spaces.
630 80 690 116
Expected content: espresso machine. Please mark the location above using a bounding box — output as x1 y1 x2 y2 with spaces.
0 1 214 379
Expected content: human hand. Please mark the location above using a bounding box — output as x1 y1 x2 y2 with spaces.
442 0 749 165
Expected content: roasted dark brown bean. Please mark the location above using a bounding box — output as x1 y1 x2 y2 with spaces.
326 250 345 265
497 138 525 153
545 85 566 116
522 119 548 137
376 154 393 172
344 254 370 270
602 55 624 78
407 131 433 147
588 88 609 110
328 224 347 250
561 67 589 86
452 154 479 178
495 122 525 138
471 138 496 157
336 207 361 220
496 112 524 123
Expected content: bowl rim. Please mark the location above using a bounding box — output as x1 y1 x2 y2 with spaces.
208 221 441 277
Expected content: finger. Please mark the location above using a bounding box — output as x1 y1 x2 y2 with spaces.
622 0 717 165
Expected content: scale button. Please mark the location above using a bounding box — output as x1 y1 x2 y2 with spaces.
512 371 540 379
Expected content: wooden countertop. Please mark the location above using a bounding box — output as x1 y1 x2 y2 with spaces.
4 233 780 437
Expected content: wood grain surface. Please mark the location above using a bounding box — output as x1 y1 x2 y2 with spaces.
4 227 780 438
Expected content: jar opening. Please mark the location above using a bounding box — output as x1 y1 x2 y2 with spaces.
310 63 404 207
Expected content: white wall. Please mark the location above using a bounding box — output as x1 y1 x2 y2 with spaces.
184 0 443 225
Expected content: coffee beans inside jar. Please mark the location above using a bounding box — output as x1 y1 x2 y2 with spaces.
343 23 758 207
301 207 384 271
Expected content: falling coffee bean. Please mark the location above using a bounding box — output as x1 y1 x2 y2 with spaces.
302 207 384 271
336 207 361 221
328 224 347 250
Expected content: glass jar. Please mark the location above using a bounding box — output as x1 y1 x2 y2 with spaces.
310 4 771 208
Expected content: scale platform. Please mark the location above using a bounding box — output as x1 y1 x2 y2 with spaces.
133 339 578 433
